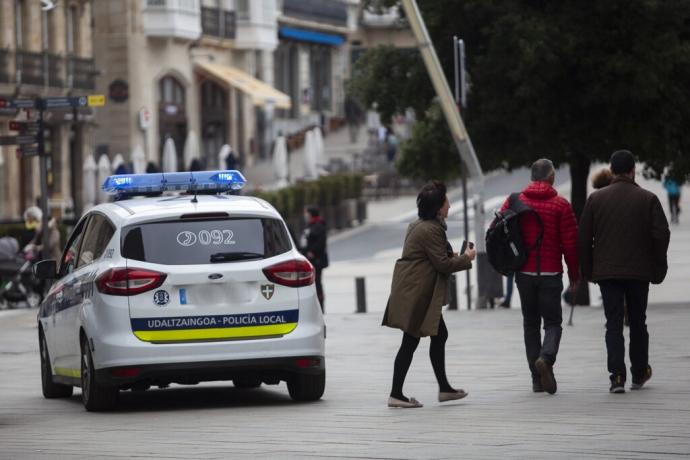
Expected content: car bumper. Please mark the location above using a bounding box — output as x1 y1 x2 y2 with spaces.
94 355 325 387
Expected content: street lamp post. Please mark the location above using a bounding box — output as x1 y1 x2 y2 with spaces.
453 36 471 311
401 0 487 309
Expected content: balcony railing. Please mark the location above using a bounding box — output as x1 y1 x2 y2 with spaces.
283 0 348 27
201 7 235 39
68 56 96 90
16 50 45 86
47 53 64 87
1 49 95 90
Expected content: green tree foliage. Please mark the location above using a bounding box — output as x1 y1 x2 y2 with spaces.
360 0 690 217
347 45 435 125
397 103 461 181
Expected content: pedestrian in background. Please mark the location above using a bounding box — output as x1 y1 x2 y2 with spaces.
499 273 514 308
500 159 579 395
382 180 476 408
344 95 363 143
578 150 670 393
663 176 681 224
300 206 328 312
592 168 613 190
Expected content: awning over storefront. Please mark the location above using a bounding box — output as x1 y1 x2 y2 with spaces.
195 62 292 110
279 26 345 46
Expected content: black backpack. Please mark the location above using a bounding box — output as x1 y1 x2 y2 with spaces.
485 193 544 276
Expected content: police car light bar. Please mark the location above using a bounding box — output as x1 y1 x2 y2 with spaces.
102 170 246 195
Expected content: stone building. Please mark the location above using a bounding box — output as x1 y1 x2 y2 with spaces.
0 0 97 219
92 0 360 172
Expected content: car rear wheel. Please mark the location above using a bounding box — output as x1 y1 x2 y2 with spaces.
287 371 325 402
39 331 73 398
81 337 118 411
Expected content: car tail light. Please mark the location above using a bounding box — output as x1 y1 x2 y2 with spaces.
95 268 167 296
262 260 314 287
295 358 321 368
111 367 141 378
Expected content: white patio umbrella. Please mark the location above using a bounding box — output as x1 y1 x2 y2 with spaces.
96 154 111 204
111 153 125 173
82 154 97 211
183 130 201 170
218 144 233 170
313 127 325 167
303 130 318 180
131 145 146 174
162 137 177 173
272 134 289 187
0 150 5 216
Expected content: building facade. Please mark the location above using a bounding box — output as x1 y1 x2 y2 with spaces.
92 0 359 173
0 0 96 220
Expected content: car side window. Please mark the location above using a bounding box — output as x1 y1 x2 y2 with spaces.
59 217 89 277
77 214 115 269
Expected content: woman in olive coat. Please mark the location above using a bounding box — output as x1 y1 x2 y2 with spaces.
382 181 476 408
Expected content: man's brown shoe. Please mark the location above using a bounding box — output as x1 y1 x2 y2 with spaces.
535 357 557 394
631 365 652 390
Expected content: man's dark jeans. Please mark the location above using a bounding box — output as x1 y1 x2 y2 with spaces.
598 279 650 382
515 273 563 378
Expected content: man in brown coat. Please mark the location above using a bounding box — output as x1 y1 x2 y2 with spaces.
578 150 670 394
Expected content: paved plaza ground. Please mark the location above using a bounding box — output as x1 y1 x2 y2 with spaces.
1 300 689 459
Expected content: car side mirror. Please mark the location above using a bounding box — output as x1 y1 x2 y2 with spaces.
34 260 57 280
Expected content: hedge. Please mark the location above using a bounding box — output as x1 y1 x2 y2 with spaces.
251 174 364 221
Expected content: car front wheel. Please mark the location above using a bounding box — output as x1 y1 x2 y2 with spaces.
81 337 118 411
39 330 73 399
287 371 325 402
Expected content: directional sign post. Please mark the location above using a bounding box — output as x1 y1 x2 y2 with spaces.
1 94 106 258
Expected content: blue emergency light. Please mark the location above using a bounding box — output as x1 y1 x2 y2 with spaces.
102 170 246 196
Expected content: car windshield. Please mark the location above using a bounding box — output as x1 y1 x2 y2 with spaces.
121 218 291 265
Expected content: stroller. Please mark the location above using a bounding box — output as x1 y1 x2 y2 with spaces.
0 236 43 309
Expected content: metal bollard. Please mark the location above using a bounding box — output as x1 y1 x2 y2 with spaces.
355 277 367 313
448 274 458 310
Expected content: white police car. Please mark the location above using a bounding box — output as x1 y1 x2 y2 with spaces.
34 171 325 411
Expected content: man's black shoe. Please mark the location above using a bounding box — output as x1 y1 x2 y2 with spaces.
631 365 652 390
535 357 557 394
532 378 544 393
499 300 510 308
609 374 626 393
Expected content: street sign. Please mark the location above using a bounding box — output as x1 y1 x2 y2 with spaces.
88 95 105 107
10 99 38 109
0 134 37 146
0 95 106 110
0 136 19 146
16 135 37 145
17 146 39 157
9 121 39 134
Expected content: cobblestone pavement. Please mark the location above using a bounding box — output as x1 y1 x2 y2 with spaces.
1 301 688 459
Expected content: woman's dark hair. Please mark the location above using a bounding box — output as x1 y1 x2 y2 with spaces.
306 205 320 218
417 180 447 220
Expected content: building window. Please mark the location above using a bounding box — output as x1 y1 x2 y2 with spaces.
15 0 27 49
236 0 249 20
66 5 79 55
160 76 185 106
201 1 235 39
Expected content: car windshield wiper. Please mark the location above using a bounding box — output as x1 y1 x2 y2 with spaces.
210 252 264 263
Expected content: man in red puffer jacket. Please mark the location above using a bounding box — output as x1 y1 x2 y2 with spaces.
499 159 579 395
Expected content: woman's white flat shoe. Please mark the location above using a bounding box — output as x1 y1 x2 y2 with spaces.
388 397 423 408
438 389 468 402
